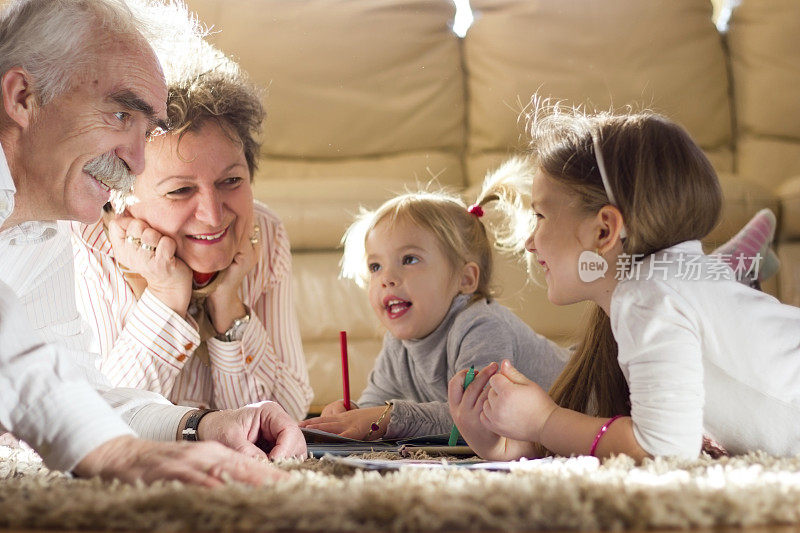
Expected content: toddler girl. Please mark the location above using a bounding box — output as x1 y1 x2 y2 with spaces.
449 106 800 461
300 181 568 440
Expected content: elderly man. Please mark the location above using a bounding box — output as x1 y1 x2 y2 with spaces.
0 0 305 484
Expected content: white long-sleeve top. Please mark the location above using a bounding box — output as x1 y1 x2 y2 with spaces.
611 240 800 458
0 280 135 471
0 141 191 463
70 201 313 420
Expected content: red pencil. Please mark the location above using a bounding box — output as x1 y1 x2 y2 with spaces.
340 330 351 410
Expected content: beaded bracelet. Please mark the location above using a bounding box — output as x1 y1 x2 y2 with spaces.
589 414 623 457
363 401 392 440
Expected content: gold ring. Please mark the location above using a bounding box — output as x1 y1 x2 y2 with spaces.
140 242 156 252
126 235 141 246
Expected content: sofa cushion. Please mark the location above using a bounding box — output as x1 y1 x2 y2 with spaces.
735 137 800 194
704 172 780 247
464 0 734 186
777 175 800 240
187 0 464 159
728 0 800 191
254 153 464 250
777 242 800 308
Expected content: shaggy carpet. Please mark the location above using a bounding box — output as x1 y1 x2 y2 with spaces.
2 445 800 531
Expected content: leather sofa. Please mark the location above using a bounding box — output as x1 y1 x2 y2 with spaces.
183 0 800 412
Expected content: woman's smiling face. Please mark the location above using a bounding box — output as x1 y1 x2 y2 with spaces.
127 120 254 273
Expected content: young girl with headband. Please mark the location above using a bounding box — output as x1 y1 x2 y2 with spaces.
300 180 568 440
449 107 800 461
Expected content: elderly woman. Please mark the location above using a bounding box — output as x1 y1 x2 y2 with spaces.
70 55 312 420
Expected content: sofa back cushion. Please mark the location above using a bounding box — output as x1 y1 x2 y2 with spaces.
463 0 734 187
728 0 800 194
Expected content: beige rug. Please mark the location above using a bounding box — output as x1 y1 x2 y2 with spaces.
2 445 800 531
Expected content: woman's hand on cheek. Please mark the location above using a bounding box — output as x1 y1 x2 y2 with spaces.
108 216 192 316
206 222 261 332
480 359 557 444
298 406 390 441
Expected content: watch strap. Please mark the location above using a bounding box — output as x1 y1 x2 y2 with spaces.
181 408 217 441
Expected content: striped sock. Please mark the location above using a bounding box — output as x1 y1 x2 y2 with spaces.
712 208 779 283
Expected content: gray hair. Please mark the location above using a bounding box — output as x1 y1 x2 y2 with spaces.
0 0 205 106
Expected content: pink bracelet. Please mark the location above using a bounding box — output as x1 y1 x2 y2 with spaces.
589 415 623 457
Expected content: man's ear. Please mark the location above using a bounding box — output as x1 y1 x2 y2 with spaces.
459 261 480 295
595 205 626 254
1 67 37 129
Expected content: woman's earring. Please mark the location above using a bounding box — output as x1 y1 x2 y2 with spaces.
249 225 260 246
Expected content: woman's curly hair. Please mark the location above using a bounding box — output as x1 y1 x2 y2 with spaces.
163 43 265 177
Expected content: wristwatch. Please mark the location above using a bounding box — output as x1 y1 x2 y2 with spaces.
215 307 251 342
181 408 217 441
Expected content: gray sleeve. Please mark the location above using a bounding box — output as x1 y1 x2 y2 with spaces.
384 399 452 438
466 303 568 392
385 313 515 439
448 311 519 376
517 335 568 391
356 335 405 408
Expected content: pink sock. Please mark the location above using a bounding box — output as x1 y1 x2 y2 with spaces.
713 208 777 280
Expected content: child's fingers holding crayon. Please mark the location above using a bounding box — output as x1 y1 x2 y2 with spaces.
321 399 356 417
460 362 498 408
447 369 470 406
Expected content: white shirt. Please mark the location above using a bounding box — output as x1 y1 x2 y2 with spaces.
611 240 800 458
71 201 313 419
0 141 192 452
0 280 134 471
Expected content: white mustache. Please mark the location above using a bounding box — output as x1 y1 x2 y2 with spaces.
83 152 135 192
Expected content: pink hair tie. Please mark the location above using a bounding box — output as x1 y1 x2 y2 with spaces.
589 414 623 457
467 204 484 218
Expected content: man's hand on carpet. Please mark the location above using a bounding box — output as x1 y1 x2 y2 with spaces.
73 435 287 486
198 401 307 460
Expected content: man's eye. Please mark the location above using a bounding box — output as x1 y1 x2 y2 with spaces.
533 212 544 220
368 263 381 273
402 255 419 265
114 111 131 123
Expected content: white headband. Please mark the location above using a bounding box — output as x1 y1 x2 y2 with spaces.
591 132 627 239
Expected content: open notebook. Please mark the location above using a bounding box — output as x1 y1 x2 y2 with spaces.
301 427 474 458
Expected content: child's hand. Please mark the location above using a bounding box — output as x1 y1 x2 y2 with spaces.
481 359 558 444
320 399 358 417
448 362 518 460
298 405 391 441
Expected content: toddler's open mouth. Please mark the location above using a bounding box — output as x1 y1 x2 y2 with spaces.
383 297 412 318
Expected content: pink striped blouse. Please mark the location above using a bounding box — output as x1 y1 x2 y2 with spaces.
70 201 313 420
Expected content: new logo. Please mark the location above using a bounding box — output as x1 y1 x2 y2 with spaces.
578 250 608 282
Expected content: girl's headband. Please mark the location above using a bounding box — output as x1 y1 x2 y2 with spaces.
591 132 627 239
